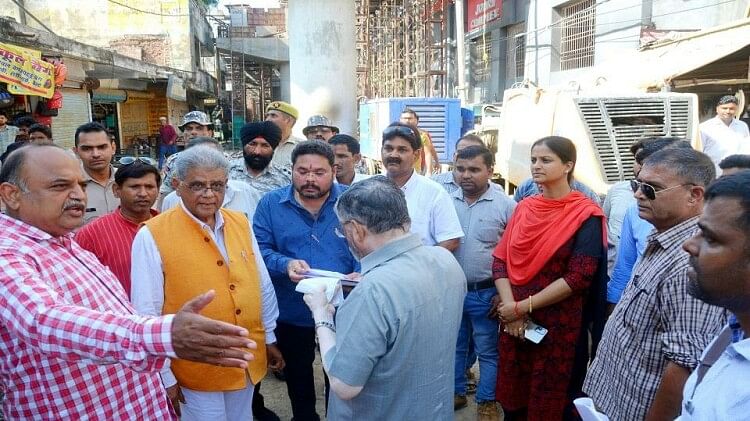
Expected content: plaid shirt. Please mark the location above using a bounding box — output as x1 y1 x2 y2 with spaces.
0 214 176 420
584 216 727 420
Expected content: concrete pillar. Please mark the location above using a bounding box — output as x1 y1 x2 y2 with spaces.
279 62 291 102
288 0 357 136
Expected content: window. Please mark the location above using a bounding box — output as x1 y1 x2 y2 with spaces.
559 0 596 71
505 22 526 82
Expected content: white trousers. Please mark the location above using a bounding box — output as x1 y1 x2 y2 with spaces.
179 379 254 421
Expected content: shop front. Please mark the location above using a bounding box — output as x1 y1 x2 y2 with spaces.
90 88 126 151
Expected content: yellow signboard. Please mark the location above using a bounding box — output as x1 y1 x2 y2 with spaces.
0 42 55 98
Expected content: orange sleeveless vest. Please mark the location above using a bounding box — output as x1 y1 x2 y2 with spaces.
146 206 267 391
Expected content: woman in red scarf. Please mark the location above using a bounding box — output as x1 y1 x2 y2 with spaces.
492 136 607 420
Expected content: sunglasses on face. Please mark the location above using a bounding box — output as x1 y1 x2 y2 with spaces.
118 156 153 166
382 126 417 142
630 179 691 200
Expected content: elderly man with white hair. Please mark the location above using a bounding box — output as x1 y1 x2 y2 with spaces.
130 145 282 420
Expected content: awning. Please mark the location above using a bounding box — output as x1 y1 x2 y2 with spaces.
580 18 750 91
91 88 126 103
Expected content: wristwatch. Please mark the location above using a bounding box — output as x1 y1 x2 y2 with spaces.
314 320 336 333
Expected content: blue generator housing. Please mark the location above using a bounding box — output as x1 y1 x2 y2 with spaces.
359 97 470 164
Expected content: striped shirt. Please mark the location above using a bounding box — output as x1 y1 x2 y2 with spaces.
75 207 159 296
0 214 175 420
584 216 727 420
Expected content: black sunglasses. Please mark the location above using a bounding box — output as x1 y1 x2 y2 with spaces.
382 125 417 141
630 179 691 200
118 156 153 166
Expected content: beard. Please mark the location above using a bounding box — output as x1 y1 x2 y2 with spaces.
244 153 272 171
294 182 329 199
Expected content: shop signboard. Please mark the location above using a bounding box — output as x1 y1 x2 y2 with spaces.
0 42 55 98
467 0 502 33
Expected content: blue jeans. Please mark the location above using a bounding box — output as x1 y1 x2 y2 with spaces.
159 144 177 168
454 287 499 402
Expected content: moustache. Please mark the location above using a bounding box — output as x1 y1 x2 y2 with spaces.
63 200 85 211
385 157 402 165
302 183 320 190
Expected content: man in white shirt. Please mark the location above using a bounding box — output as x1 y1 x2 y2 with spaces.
329 134 370 185
130 145 282 420
700 95 750 172
679 170 750 419
381 122 463 250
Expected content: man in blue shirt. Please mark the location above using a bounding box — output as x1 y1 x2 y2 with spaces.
253 141 358 421
607 203 654 303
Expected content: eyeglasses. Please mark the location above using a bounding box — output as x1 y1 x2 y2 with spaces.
630 179 691 200
185 181 227 194
334 220 356 238
118 156 154 166
382 125 417 142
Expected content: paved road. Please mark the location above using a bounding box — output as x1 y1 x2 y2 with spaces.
259 353 481 420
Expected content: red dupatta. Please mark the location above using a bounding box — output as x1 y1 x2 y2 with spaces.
493 191 606 286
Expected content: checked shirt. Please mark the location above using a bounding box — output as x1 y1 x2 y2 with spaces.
584 216 727 420
0 214 176 420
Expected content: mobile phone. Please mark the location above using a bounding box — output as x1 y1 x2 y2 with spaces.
524 320 548 344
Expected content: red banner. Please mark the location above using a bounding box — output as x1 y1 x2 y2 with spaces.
467 0 502 32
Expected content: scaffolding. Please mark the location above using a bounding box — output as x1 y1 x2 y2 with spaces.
356 0 448 99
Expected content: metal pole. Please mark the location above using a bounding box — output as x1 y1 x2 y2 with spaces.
455 0 466 104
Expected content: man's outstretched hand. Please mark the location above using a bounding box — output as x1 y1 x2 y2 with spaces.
172 290 256 368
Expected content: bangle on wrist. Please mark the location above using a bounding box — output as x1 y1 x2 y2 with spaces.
529 294 533 314
315 320 336 333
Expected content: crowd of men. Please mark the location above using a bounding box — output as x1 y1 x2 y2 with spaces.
0 94 748 421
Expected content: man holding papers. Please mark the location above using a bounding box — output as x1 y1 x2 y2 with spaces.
302 176 466 419
253 141 358 421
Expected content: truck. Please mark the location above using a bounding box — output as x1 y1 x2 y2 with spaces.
479 85 700 195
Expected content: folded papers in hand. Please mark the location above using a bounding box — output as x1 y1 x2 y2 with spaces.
295 277 344 306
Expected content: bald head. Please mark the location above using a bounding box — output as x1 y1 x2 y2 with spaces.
0 145 87 237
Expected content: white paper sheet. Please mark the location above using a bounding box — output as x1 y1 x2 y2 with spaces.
295 276 344 306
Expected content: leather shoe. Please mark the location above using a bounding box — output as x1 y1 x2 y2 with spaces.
478 401 504 421
254 406 281 421
454 394 468 410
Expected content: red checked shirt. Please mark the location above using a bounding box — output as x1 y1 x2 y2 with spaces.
0 214 177 420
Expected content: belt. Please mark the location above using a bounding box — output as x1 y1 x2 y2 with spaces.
467 278 495 291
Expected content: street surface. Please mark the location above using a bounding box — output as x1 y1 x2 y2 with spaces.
261 352 479 420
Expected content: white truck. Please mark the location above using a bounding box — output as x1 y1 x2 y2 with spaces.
483 86 700 195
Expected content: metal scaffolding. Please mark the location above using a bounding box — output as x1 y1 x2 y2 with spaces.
356 0 448 99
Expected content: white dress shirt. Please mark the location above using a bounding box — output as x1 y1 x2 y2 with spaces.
130 202 279 388
700 116 750 172
678 325 750 420
399 170 464 246
161 179 262 220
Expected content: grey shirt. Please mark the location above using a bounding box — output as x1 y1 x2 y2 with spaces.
325 233 466 420
431 171 459 194
0 125 19 154
451 185 516 283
